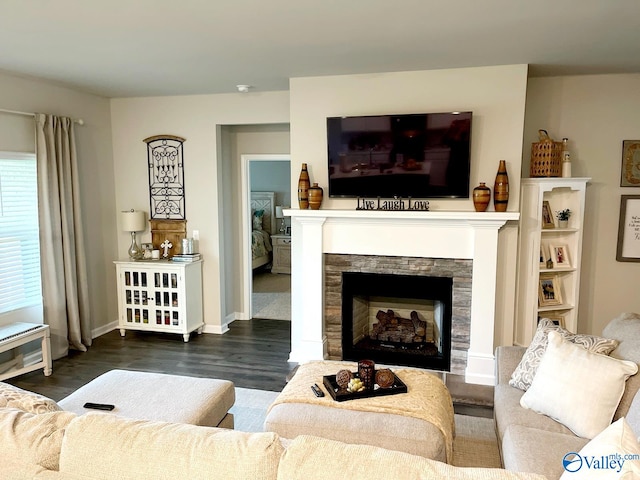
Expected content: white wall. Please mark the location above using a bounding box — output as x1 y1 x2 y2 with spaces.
250 160 291 208
524 74 640 336
288 65 529 347
222 124 290 320
110 92 289 333
0 71 116 337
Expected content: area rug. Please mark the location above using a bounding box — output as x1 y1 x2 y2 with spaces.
252 292 291 321
230 387 501 468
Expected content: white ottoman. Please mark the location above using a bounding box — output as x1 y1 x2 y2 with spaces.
59 369 235 428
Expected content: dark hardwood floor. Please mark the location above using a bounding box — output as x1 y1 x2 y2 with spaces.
8 319 295 401
7 318 493 418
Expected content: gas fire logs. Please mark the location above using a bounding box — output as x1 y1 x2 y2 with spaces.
371 309 429 343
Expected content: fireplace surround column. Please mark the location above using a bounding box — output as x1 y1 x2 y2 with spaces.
467 221 502 384
289 215 327 362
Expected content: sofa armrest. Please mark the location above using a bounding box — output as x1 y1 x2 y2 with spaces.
495 346 526 386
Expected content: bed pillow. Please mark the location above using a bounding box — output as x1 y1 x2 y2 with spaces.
521 331 638 439
509 318 619 391
559 418 640 479
253 209 264 230
0 382 61 414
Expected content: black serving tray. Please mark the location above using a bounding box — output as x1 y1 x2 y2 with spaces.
322 371 408 402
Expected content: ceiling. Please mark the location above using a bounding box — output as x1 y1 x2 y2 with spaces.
1 0 639 98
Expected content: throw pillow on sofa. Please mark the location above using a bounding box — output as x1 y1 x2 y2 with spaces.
521 331 638 439
509 318 619 391
602 312 640 364
0 382 61 414
559 418 640 479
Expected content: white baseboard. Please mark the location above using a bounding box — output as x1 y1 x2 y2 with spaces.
465 351 496 386
92 320 118 339
288 337 327 363
92 319 231 337
202 323 229 335
234 310 250 321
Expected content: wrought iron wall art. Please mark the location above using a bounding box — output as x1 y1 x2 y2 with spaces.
144 135 186 219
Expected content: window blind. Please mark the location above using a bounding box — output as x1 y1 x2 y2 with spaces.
0 152 42 315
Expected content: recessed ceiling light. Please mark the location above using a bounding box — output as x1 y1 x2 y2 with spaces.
236 84 251 93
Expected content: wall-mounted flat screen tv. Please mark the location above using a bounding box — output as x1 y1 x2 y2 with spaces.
327 111 472 199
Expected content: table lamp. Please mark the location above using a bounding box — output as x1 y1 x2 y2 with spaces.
275 206 285 234
121 209 147 260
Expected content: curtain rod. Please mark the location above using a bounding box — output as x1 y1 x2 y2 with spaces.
0 108 85 125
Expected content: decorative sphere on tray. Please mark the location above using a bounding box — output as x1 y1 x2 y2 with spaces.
347 378 365 393
375 368 395 388
335 369 353 388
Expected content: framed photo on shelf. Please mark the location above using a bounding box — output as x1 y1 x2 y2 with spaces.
550 244 571 268
539 243 549 267
616 195 640 262
621 140 640 187
538 274 563 307
538 313 566 328
542 201 555 229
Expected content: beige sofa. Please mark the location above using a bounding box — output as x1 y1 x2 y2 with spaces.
494 313 640 479
1 407 547 480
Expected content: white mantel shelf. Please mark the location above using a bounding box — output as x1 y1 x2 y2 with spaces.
287 207 520 386
286 208 519 224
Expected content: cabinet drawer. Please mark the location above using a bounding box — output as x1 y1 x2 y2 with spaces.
273 236 291 246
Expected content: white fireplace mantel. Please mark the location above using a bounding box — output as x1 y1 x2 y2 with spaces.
286 208 519 385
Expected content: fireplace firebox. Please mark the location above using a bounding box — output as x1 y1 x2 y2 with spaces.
341 272 452 371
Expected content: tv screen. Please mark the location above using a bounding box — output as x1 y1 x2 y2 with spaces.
327 112 472 199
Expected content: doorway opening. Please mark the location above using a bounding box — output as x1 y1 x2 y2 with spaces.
240 154 291 321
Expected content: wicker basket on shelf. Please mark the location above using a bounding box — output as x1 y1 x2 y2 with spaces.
530 129 562 177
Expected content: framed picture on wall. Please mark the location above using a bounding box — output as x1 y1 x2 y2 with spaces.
616 195 640 262
621 140 640 187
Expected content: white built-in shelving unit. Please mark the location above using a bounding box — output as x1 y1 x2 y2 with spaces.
514 178 590 346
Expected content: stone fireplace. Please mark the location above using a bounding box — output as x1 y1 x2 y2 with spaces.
287 209 518 385
325 255 473 375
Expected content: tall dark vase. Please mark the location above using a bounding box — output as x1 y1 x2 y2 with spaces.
493 160 509 212
297 163 310 209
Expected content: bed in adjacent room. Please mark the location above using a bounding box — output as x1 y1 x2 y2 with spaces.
250 191 276 270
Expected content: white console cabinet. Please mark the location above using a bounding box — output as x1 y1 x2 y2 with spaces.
114 260 203 342
514 178 590 346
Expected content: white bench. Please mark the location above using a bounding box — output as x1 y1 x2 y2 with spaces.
0 322 52 382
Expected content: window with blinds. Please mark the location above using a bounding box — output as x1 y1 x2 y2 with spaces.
0 152 42 315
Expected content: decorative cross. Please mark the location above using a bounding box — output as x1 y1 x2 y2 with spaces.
160 239 173 258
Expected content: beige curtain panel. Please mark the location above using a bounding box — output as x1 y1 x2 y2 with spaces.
35 113 91 359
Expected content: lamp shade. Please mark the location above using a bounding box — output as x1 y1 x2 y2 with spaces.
121 210 146 232
275 206 284 219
